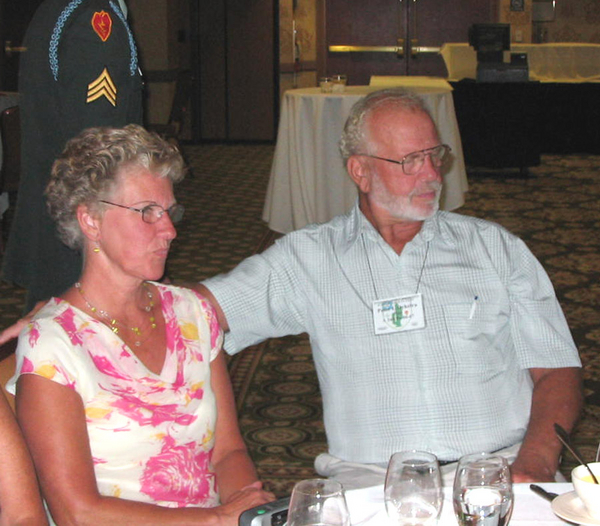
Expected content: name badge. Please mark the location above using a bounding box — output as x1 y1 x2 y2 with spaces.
372 293 425 335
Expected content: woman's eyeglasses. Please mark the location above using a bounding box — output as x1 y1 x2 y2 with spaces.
99 200 185 224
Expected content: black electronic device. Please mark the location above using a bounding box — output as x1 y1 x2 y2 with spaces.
468 23 529 82
239 497 290 526
468 23 511 63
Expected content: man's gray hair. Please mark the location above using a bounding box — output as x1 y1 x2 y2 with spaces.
339 88 432 164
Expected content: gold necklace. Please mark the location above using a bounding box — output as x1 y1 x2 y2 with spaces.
75 282 157 347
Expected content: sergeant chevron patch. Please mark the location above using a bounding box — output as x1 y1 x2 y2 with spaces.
87 68 117 106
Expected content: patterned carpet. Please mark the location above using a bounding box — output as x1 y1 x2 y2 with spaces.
1 146 598 497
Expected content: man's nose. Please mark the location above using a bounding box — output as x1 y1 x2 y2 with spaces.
419 154 443 182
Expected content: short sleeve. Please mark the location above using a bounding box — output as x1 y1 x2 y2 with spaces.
507 236 581 369
6 316 82 395
202 241 306 355
190 289 224 362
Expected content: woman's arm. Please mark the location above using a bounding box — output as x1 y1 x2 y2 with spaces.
16 374 273 526
0 391 48 525
209 352 275 503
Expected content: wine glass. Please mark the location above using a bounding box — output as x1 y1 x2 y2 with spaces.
453 453 513 526
287 478 350 526
384 450 443 526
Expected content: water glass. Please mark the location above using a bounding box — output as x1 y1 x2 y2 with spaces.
319 77 333 93
287 478 350 526
384 450 443 526
331 74 347 93
453 453 513 526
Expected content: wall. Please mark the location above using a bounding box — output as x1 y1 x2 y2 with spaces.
499 0 533 42
128 0 188 127
279 0 318 98
538 0 600 43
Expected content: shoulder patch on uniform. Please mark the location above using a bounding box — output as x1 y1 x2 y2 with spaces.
49 0 139 81
87 68 117 106
91 11 113 42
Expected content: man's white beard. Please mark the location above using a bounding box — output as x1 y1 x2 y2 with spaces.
370 172 442 221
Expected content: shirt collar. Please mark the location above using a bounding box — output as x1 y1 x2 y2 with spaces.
344 201 455 251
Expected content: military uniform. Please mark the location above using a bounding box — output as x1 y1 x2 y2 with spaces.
2 0 143 309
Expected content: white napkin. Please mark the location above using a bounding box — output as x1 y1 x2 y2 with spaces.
345 482 573 525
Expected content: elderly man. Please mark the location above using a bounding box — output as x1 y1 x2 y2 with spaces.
198 88 582 488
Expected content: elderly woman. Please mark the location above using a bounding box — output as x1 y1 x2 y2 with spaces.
7 125 273 525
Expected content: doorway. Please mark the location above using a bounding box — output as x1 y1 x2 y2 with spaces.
191 0 278 142
324 0 498 85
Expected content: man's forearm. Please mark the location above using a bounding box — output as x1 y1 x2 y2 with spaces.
511 367 583 482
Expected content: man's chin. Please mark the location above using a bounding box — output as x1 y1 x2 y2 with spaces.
402 199 439 221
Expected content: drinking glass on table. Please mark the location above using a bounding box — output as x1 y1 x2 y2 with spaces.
453 453 513 526
287 478 350 526
384 450 443 526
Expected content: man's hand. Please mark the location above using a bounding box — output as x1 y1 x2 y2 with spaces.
511 452 556 483
0 301 46 345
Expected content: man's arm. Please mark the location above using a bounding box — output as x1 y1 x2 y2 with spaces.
510 366 583 482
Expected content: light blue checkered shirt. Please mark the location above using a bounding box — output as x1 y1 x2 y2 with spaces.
203 203 581 463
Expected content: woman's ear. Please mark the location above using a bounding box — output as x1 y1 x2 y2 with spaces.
77 204 101 243
347 155 372 195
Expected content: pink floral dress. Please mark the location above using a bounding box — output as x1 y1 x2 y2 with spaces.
8 284 223 508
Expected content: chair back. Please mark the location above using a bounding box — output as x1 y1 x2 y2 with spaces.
0 105 21 194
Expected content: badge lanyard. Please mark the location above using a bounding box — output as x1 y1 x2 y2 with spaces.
362 234 429 335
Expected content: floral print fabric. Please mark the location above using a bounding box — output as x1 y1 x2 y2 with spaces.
9 284 223 508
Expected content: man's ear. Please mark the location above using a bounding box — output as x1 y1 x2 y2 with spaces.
77 204 101 243
347 155 372 194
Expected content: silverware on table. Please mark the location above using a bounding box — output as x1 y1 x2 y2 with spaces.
530 484 559 502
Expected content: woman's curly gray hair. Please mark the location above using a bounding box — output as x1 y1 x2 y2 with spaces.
339 87 432 165
46 124 186 251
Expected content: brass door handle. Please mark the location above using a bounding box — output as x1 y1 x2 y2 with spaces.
4 41 27 57
329 40 405 58
329 45 403 53
410 41 441 58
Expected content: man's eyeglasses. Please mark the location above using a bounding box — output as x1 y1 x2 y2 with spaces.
357 144 451 176
99 200 185 224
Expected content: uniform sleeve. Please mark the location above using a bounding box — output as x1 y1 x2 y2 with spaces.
55 2 143 139
6 318 82 395
201 240 306 354
507 236 581 369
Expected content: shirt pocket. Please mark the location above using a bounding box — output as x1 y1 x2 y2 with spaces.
441 300 511 377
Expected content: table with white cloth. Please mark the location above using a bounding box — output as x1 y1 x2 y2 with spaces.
440 43 600 83
0 92 20 218
440 43 600 158
346 482 577 525
263 83 468 234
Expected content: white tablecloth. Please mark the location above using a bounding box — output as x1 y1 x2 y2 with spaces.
346 482 573 525
263 84 468 234
441 43 600 83
0 92 19 217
